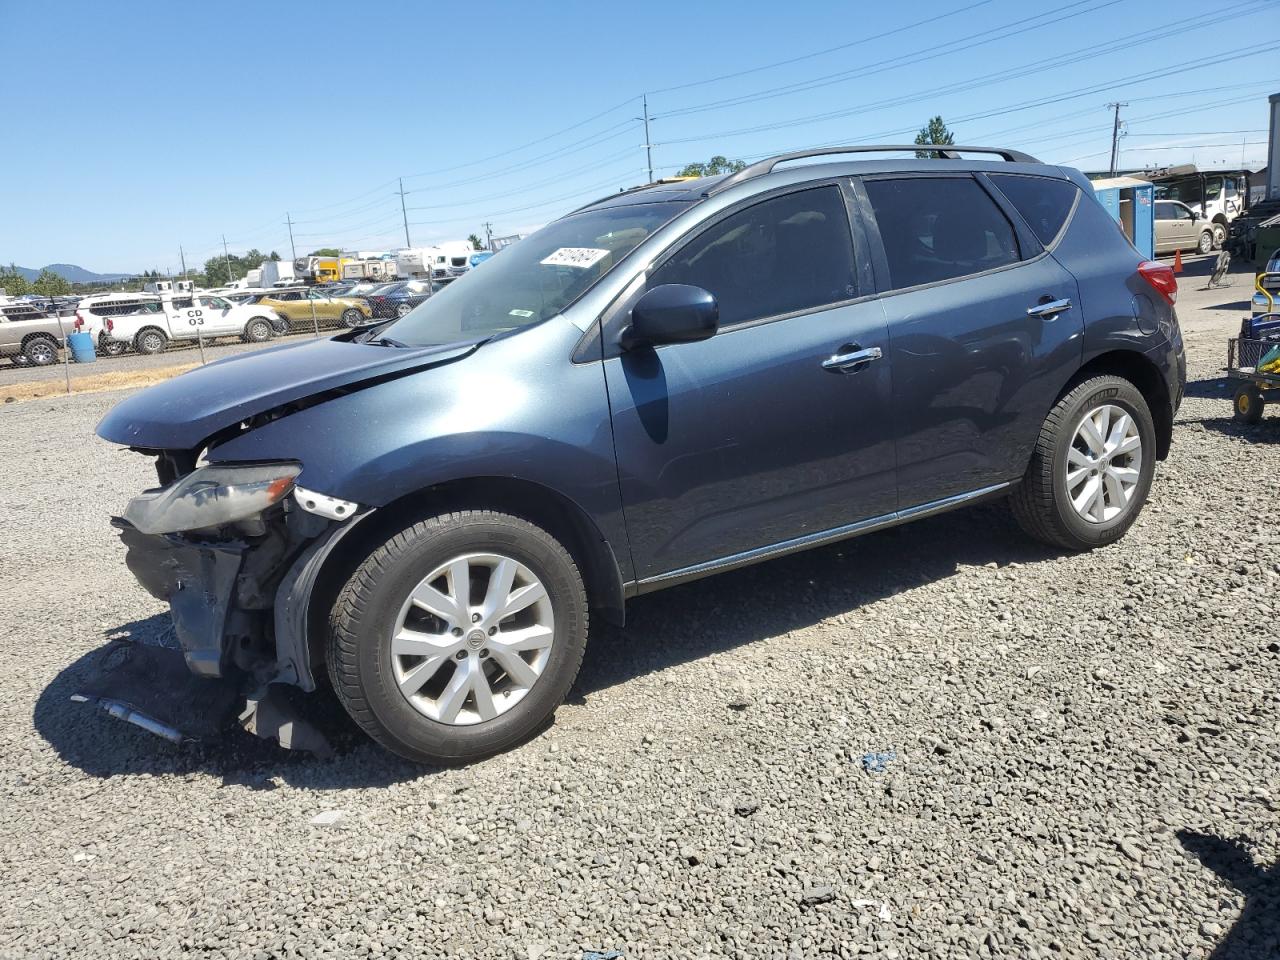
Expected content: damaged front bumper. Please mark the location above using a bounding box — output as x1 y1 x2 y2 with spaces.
76 487 369 754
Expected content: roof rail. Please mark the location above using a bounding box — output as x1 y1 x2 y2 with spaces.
708 144 1041 195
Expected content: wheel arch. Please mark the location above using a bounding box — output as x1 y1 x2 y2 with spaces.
298 474 627 687
1059 349 1173 460
20 330 58 349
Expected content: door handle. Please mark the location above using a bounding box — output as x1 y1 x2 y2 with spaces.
822 345 882 373
1027 298 1072 318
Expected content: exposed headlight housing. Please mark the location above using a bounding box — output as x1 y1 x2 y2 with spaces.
125 462 302 535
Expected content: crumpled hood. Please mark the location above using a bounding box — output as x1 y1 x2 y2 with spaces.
96 337 477 450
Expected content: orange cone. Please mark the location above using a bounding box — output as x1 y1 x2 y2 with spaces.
1173 249 1183 273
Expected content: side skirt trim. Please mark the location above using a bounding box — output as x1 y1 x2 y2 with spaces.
629 481 1012 596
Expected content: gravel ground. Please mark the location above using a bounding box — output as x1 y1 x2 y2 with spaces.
0 257 1276 959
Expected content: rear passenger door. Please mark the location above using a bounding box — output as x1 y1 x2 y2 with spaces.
857 172 1083 509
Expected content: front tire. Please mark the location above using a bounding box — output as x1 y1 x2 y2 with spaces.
326 510 588 764
1011 376 1156 551
243 317 273 342
1197 230 1214 255
1212 224 1226 250
22 335 58 366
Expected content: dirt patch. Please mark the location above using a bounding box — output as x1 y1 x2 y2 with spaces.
1 363 199 404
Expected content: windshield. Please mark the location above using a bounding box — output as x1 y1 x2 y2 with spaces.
377 200 691 346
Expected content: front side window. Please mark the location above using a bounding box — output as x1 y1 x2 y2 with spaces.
650 186 859 328
865 177 1020 290
989 174 1079 247
379 200 691 346
1155 202 1176 221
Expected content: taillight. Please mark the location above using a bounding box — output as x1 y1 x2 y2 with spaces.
106 318 114 333
1138 261 1177 305
73 313 83 330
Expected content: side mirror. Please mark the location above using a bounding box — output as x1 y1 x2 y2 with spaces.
622 284 718 350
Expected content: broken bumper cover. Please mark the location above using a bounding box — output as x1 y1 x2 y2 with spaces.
115 519 244 678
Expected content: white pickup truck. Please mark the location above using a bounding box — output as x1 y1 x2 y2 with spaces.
88 293 285 355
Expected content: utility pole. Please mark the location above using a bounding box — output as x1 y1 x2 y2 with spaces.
397 178 412 248
1107 102 1128 177
221 234 234 285
639 94 654 183
484 221 493 251
285 212 297 261
179 245 188 279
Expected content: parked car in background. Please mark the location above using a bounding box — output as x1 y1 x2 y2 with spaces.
260 287 373 329
98 294 285 354
1154 200 1215 255
95 143 1185 765
0 298 76 365
362 279 437 318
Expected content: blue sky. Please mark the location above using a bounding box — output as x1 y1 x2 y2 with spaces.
3 0 1277 274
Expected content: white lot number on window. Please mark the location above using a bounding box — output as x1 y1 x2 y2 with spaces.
185 308 205 327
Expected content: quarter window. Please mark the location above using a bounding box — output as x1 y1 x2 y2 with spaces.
650 185 859 328
864 177 1020 290
988 174 1079 247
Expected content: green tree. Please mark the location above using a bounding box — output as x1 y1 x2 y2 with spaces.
31 268 71 297
309 247 341 257
468 234 484 250
203 255 241 287
269 251 281 261
0 265 31 296
677 155 747 178
914 116 955 158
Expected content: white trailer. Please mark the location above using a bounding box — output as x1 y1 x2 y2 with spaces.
259 260 297 287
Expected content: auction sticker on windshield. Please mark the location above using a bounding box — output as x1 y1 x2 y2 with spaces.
541 247 610 269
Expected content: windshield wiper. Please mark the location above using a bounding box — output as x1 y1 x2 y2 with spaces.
372 336 410 348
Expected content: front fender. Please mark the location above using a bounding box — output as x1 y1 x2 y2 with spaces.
207 320 629 575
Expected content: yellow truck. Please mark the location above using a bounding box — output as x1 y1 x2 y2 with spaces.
293 255 349 284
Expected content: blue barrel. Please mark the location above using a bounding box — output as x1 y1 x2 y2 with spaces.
68 330 97 363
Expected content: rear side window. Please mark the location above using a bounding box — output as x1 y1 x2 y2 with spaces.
989 174 1079 247
864 177 1019 291
651 185 859 328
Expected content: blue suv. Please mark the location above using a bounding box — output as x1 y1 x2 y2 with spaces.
96 145 1185 763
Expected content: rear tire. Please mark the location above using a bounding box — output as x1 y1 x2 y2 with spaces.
341 308 364 327
326 510 588 764
135 327 168 355
22 335 58 366
1234 384 1265 423
100 338 127 357
1011 376 1156 551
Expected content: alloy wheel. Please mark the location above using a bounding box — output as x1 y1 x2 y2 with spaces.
1065 403 1142 524
26 340 56 365
390 552 555 725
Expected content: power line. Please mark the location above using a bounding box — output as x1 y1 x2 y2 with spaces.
407 168 647 228
655 0 1118 121
653 36 1280 149
405 146 637 211
644 0 999 96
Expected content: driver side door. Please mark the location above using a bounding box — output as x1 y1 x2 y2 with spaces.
602 183 898 584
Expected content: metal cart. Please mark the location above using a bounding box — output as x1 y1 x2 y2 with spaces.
1227 275 1280 423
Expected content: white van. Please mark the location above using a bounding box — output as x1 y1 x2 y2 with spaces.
82 292 284 355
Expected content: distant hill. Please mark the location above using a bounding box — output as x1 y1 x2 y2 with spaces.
9 263 133 283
